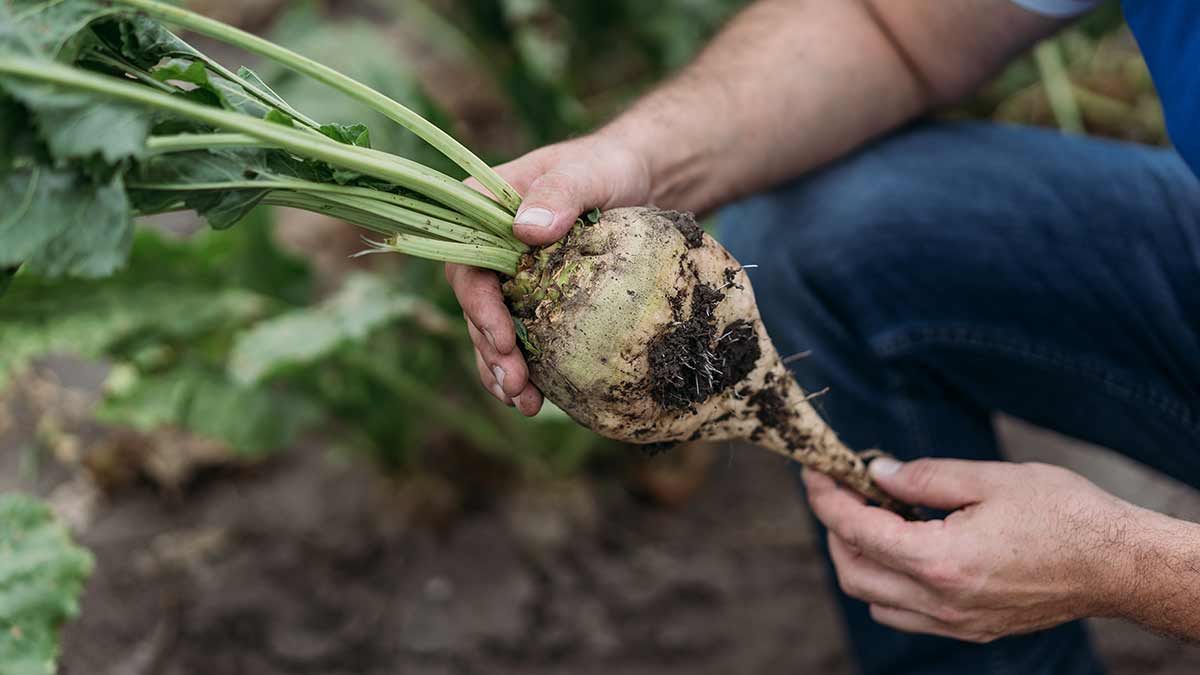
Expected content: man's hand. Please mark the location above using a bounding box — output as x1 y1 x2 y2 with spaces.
804 458 1143 643
446 135 651 416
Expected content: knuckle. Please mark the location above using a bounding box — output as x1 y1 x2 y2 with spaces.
530 168 582 204
836 572 861 598
1026 461 1075 484
867 604 891 626
832 526 859 552
918 558 964 592
841 529 864 554
929 603 970 627
964 629 998 644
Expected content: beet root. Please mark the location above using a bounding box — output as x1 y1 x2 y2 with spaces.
504 207 913 516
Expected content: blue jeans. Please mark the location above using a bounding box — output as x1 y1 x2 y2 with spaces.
719 121 1200 675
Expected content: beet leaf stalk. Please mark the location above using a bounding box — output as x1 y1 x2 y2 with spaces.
0 0 913 515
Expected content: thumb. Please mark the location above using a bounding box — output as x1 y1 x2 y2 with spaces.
513 163 609 246
868 457 989 511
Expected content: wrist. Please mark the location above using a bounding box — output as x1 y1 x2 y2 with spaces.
596 106 718 213
1083 503 1195 621
1071 501 1149 619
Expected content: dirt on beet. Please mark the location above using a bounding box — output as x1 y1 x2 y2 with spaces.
647 283 761 412
663 211 705 250
746 370 818 450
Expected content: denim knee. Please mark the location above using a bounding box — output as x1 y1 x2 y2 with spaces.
717 160 913 358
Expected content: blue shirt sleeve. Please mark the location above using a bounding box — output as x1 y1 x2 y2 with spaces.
1009 0 1101 17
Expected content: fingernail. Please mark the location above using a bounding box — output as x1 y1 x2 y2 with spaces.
482 328 498 352
870 458 902 478
492 365 506 388
492 383 508 402
515 207 555 228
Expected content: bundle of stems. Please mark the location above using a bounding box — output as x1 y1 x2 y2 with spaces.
1 0 524 273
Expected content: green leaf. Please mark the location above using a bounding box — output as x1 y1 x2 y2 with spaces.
263 109 294 127
0 242 274 391
0 9 152 166
0 168 134 278
0 77 151 163
128 145 425 229
149 59 271 118
230 273 437 384
512 316 540 357
0 493 94 675
129 148 282 230
312 122 373 183
318 122 372 149
98 365 320 457
235 65 290 110
2 0 116 59
585 207 601 224
92 13 202 70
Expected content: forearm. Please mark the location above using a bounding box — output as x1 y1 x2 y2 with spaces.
1108 507 1200 641
598 0 1063 214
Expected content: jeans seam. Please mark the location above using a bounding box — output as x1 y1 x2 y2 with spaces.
869 325 1200 436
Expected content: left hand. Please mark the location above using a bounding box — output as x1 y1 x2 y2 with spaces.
804 457 1141 643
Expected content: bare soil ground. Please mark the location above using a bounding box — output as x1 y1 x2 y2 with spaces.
52 445 850 675
4 384 1200 674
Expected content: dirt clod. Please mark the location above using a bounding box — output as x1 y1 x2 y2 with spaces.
647 285 761 411
722 267 743 290
748 378 810 451
664 211 704 249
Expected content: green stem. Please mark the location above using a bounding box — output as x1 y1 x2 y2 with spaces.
133 178 517 249
308 192 518 250
1034 41 1084 135
84 52 175 93
0 58 515 237
145 133 273 153
374 233 521 275
261 193 520 274
198 57 321 131
143 138 523 248
114 0 523 214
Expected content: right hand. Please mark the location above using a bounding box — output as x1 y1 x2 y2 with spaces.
446 134 653 416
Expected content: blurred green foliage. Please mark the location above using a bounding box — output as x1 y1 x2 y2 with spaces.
367 0 748 147
1 210 608 476
0 494 94 675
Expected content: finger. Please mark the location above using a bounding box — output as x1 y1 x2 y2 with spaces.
869 458 999 510
463 155 548 201
828 533 938 610
467 317 529 398
488 156 550 197
513 159 611 246
869 605 962 640
805 468 935 572
475 349 512 405
803 468 867 504
446 264 516 355
513 383 544 417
